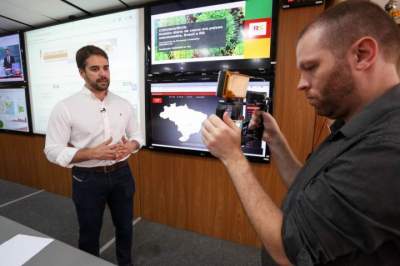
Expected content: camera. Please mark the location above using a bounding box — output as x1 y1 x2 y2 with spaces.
242 91 270 145
215 70 249 127
215 70 270 145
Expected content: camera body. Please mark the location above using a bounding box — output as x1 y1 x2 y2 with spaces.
215 70 270 145
242 91 270 144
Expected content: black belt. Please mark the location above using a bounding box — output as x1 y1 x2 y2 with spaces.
73 160 128 173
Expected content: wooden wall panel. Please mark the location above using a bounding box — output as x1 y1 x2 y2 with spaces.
0 134 141 214
274 7 324 163
138 5 326 247
138 150 265 245
129 152 142 216
0 4 325 248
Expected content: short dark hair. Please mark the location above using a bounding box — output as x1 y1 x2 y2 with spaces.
299 0 400 63
75 45 108 70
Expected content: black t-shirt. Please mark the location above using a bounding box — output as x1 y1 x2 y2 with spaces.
281 85 400 265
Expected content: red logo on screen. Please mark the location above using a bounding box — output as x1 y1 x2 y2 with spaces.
152 97 163 104
244 18 271 39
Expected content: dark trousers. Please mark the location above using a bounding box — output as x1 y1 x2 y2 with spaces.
72 164 135 266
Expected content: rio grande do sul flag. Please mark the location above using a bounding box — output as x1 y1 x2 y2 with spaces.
243 0 273 59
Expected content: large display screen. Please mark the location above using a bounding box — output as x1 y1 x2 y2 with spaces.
0 88 30 132
148 0 276 73
0 33 25 83
25 9 145 140
147 81 271 161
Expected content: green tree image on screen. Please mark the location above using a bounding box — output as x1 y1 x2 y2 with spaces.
155 7 244 61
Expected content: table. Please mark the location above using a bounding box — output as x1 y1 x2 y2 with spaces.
0 216 114 266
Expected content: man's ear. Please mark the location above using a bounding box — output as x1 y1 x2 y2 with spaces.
79 68 85 79
349 37 378 71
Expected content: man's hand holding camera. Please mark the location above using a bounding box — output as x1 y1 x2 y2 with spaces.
201 112 244 165
202 109 287 161
249 111 282 146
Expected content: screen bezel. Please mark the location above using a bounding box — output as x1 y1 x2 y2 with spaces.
145 0 278 75
0 32 27 86
145 73 274 163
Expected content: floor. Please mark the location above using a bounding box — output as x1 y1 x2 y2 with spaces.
0 178 262 266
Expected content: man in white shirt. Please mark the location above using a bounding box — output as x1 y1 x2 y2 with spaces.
45 45 143 266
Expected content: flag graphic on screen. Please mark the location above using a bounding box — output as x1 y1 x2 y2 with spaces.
248 21 267 37
243 0 272 59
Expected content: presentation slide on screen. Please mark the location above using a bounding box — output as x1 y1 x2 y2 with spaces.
0 34 25 82
151 2 246 64
150 81 270 158
0 88 29 132
25 9 145 139
151 0 273 65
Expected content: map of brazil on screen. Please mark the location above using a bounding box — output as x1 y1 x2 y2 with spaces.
150 82 217 151
149 81 270 160
160 103 208 142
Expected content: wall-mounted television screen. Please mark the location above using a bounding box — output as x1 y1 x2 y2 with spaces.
147 81 271 162
0 33 25 83
0 87 30 133
147 0 277 74
25 9 145 140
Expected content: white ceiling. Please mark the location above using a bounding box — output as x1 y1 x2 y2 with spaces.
0 0 156 34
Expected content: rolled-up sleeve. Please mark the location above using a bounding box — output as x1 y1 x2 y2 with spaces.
44 102 78 167
126 104 144 151
282 138 400 265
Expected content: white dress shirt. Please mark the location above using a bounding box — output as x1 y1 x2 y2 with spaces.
44 87 144 168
